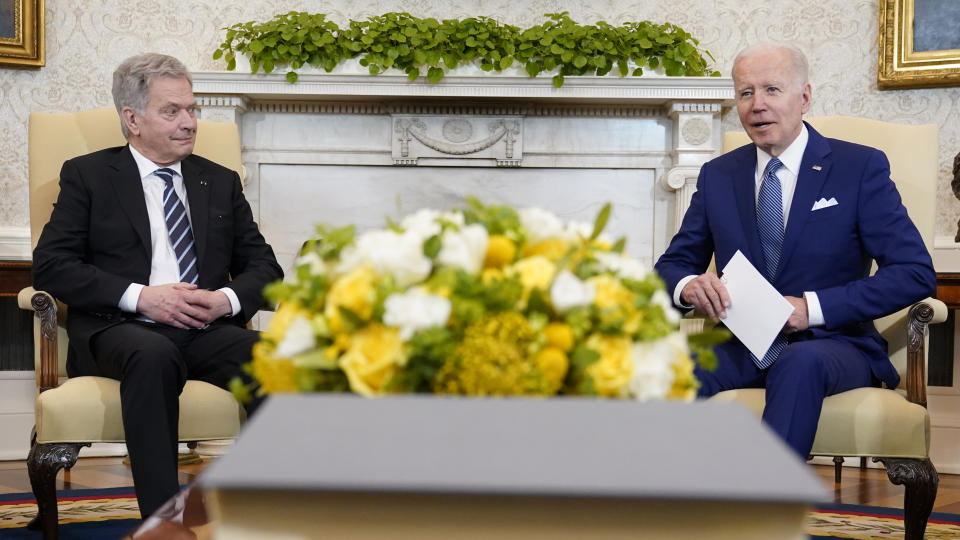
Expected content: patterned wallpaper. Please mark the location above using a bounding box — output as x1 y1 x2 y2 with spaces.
2 0 959 241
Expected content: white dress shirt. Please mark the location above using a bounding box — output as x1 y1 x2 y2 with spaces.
118 145 241 318
673 124 825 327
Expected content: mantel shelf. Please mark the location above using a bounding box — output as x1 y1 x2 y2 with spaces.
192 71 734 106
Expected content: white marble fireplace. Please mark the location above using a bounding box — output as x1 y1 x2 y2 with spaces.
191 70 734 273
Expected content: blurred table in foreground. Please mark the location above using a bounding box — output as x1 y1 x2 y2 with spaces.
200 395 827 539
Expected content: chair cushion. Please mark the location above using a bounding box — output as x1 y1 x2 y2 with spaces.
35 376 245 444
710 387 930 459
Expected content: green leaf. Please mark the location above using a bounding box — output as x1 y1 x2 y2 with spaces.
573 55 587 68
499 56 513 70
525 61 541 77
552 74 564 88
285 71 299 83
423 234 442 258
249 39 264 53
427 66 444 84
212 49 223 60
443 53 459 69
590 203 611 239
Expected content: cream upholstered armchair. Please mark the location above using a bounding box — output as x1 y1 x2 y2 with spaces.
708 116 947 540
19 107 247 539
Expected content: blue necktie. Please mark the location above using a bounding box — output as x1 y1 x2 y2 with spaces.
753 158 787 369
155 168 199 285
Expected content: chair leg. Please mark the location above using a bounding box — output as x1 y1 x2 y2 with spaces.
833 456 844 483
26 437 88 540
875 457 938 540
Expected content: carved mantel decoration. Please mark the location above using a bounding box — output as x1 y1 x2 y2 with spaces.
191 71 733 269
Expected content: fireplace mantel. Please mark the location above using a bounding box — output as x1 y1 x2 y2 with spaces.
192 71 733 105
190 71 734 274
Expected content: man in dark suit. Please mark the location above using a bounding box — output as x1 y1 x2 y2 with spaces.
654 43 936 458
32 53 282 518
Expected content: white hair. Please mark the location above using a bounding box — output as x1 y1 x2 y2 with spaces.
732 42 809 89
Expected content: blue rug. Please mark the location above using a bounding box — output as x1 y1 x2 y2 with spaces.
3 488 960 539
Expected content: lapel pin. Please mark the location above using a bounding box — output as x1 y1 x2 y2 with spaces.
200 179 208 186
812 165 822 171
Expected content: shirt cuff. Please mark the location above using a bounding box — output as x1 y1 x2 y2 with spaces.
119 283 144 313
804 291 825 327
218 287 241 317
673 275 697 309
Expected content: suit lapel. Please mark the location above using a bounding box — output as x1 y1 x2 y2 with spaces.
109 147 152 259
182 157 209 267
732 150 766 269
778 125 832 276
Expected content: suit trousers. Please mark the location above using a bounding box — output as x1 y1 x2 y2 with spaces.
695 337 875 458
89 320 259 518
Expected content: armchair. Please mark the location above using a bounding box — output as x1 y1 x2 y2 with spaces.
708 116 947 540
20 107 247 539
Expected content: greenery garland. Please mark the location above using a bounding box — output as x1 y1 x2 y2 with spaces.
213 11 720 87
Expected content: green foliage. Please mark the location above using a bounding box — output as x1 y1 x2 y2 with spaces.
388 327 458 392
214 11 720 86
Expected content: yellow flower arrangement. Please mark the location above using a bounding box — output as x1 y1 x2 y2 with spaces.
234 198 727 403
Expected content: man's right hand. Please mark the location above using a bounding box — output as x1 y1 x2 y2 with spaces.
136 283 207 329
680 272 731 320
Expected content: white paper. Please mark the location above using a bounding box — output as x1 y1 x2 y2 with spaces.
719 250 795 359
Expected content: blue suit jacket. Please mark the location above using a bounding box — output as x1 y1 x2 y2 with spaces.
654 123 936 388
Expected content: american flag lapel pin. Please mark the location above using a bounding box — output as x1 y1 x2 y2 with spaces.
812 165 822 171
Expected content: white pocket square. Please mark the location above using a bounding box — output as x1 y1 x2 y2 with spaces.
811 197 838 211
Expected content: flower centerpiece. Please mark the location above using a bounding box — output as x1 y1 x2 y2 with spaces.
233 198 725 403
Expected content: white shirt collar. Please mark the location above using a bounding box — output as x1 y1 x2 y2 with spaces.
128 144 183 181
755 123 808 177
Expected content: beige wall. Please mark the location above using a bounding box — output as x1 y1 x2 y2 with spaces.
2 0 959 242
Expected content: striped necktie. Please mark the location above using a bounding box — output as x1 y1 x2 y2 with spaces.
753 157 787 369
155 168 199 285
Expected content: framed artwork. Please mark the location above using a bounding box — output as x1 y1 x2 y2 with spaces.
0 0 44 68
878 0 960 89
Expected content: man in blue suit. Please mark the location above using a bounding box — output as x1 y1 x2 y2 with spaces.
654 42 936 458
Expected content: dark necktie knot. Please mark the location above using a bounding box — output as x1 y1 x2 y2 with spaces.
154 167 176 186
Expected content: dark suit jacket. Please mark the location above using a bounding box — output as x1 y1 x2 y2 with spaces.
654 123 936 388
32 145 283 378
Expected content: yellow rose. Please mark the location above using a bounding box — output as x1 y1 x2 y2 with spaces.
584 334 634 397
506 255 556 301
589 274 634 310
535 346 570 391
481 267 505 284
325 266 376 333
251 342 298 394
522 237 570 262
543 322 575 352
339 324 405 397
484 235 517 269
262 302 310 344
669 354 699 402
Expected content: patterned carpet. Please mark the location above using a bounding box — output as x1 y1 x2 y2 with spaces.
3 488 960 539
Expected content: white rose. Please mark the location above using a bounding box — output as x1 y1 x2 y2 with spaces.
594 251 647 281
550 270 596 313
437 224 489 274
337 229 432 287
651 289 682 325
519 207 564 245
401 209 464 242
628 332 688 401
294 250 327 276
274 315 317 358
383 288 452 340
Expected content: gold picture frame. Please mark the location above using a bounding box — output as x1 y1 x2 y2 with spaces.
879 0 960 89
0 0 44 68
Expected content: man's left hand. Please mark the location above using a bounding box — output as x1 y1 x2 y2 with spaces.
783 295 809 333
185 289 233 323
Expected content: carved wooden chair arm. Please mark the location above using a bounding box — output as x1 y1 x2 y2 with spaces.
17 286 61 392
903 297 948 408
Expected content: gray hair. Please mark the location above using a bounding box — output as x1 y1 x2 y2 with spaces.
112 53 192 138
732 42 809 90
